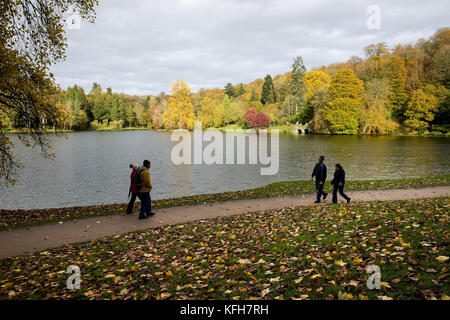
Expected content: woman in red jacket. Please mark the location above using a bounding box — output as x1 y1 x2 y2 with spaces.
126 164 140 214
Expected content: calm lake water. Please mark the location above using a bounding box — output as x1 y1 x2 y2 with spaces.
1 131 449 209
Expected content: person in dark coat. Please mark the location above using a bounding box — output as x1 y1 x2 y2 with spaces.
126 164 140 214
311 155 328 203
331 163 351 204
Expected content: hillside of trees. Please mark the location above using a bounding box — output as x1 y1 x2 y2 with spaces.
4 28 448 135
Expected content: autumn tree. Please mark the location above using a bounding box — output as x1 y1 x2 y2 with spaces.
151 105 163 129
299 71 331 124
321 98 362 134
430 46 450 88
0 0 98 184
423 84 450 125
355 56 383 83
163 80 195 129
322 69 364 134
404 89 438 131
329 68 364 100
213 104 225 127
364 42 389 57
197 97 216 128
383 56 409 119
361 78 399 134
244 108 270 128
304 71 331 101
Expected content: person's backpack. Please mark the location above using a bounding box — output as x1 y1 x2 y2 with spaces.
135 169 143 191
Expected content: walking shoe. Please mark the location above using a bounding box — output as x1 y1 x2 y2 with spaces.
347 198 351 203
314 200 321 204
147 212 155 217
323 193 328 200
139 216 149 220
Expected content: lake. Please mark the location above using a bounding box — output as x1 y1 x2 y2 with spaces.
1 130 449 210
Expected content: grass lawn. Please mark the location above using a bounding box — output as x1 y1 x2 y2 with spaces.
0 197 448 300
1 174 449 230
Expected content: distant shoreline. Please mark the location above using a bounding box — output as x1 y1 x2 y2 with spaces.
5 125 450 137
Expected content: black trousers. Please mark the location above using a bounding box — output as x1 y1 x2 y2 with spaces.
126 193 141 213
316 180 328 201
332 184 350 203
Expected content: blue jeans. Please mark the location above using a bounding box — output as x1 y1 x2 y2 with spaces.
332 184 350 203
139 192 152 218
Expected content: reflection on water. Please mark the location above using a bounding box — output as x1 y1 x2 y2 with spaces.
0 131 449 209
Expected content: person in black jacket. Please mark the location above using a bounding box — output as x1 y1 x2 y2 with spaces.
311 155 328 203
331 163 351 204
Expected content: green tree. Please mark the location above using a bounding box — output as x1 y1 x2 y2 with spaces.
289 56 307 117
111 98 125 122
261 74 277 105
222 95 233 125
125 105 136 127
236 84 245 97
248 88 260 102
321 98 362 134
225 82 235 98
77 110 90 131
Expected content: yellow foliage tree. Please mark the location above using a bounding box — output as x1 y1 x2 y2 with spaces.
304 71 331 101
404 89 438 132
163 80 195 129
198 97 216 128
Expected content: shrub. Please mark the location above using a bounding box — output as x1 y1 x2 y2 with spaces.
244 108 271 128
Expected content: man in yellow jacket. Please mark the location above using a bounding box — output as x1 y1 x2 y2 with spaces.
139 160 153 219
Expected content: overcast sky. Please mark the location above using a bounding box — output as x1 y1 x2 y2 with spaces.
52 0 449 96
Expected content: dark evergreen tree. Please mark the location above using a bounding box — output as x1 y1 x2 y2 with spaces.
290 56 307 117
236 83 245 97
225 82 235 97
261 74 277 105
144 96 150 113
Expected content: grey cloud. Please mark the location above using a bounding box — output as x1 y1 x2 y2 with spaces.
51 0 449 95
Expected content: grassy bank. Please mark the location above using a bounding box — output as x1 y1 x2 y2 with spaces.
0 197 448 300
0 175 449 231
